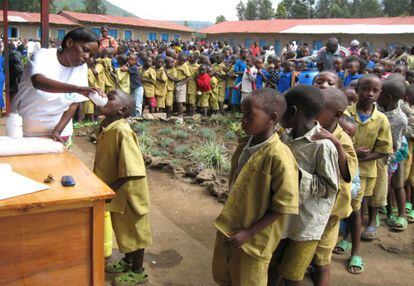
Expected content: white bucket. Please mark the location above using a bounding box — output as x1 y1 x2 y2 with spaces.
6 113 23 139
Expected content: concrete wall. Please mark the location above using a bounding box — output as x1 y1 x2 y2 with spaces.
205 33 414 54
0 23 75 40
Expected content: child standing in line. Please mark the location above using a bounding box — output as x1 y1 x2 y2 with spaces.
197 64 212 117
186 53 200 116
98 49 117 93
231 49 248 112
277 61 296 94
165 57 178 118
154 55 168 113
255 57 270 89
213 53 228 113
208 66 220 114
240 57 257 102
115 54 130 94
377 76 408 230
333 56 345 81
313 71 343 90
273 85 340 286
342 87 358 106
85 57 98 122
212 88 299 286
175 53 191 121
267 56 282 89
128 54 144 117
225 56 237 110
342 75 393 274
344 60 362 87
140 56 157 114
94 90 152 286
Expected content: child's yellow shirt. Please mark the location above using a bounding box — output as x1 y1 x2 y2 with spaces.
140 67 156 98
226 64 236 88
215 133 299 260
214 62 227 84
175 62 190 81
97 58 116 89
115 68 130 94
166 68 177 92
346 104 393 177
187 63 200 95
154 67 168 97
210 76 219 97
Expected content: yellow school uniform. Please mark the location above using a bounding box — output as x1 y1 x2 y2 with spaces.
314 124 358 266
213 134 299 286
94 62 106 92
140 67 156 98
210 76 219 111
154 67 168 108
346 104 393 207
115 68 130 94
84 68 96 115
165 68 177 107
175 62 190 81
97 58 116 93
94 119 152 253
214 62 227 102
187 62 200 105
226 64 236 89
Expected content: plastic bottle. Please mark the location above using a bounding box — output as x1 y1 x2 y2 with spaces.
6 113 23 139
89 91 108 107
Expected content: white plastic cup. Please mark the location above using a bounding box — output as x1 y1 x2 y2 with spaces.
6 113 23 139
89 91 108 107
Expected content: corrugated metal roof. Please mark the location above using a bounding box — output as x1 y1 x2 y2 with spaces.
59 11 194 33
0 10 79 26
201 17 414 35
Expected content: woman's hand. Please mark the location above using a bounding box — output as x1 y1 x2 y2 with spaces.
76 86 106 98
51 130 64 144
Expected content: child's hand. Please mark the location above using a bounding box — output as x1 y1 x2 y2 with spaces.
121 65 128 72
228 229 252 248
355 147 371 158
311 128 336 143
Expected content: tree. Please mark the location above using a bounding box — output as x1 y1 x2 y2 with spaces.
244 0 258 20
275 3 288 18
351 0 382 18
2 0 55 13
215 15 227 24
383 0 410 17
84 0 107 15
236 1 246 20
289 0 311 19
258 0 275 19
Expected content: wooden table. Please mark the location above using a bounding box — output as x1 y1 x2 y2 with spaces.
0 152 115 286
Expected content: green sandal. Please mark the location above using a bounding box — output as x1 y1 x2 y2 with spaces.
386 214 397 227
406 202 413 212
112 269 149 286
105 259 131 273
361 226 377 241
333 239 352 255
407 210 414 223
392 216 408 231
348 255 364 274
379 206 387 214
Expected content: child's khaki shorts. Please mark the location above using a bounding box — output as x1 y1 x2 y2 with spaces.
209 93 219 111
404 139 414 186
111 202 152 254
200 92 210 108
218 83 226 103
313 217 340 266
187 92 197 105
279 240 319 281
156 95 166 109
351 176 375 211
370 158 388 207
212 231 270 286
165 91 174 107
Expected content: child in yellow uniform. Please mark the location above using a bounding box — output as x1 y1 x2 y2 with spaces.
275 86 340 285
212 88 299 286
94 90 152 286
140 56 157 114
154 55 168 112
197 64 212 117
213 53 228 113
208 66 220 114
85 57 97 122
165 57 178 118
97 49 116 93
226 56 237 110
345 75 393 274
313 88 358 284
175 53 191 119
115 54 130 94
186 53 200 116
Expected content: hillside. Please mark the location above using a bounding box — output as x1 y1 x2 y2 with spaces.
172 21 213 31
53 0 138 17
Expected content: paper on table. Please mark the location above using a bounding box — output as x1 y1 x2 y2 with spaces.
0 163 50 200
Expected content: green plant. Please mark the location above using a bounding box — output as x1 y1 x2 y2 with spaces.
200 128 216 141
158 127 174 135
170 159 183 167
224 130 237 140
229 122 242 134
191 140 229 171
174 129 189 139
131 122 151 134
174 145 191 155
159 137 175 148
138 131 156 154
150 148 169 158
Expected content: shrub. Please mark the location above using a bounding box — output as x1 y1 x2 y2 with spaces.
224 130 237 140
170 159 183 167
158 127 174 135
150 149 169 158
200 128 216 141
138 131 156 154
159 137 175 148
131 122 151 134
174 129 189 139
174 145 191 155
191 140 229 171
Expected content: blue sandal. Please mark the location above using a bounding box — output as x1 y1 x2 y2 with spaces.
361 226 377 241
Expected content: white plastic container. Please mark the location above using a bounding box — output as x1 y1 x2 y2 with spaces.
89 91 108 107
6 113 23 139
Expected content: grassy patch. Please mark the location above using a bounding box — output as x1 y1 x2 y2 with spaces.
158 127 174 135
191 140 229 171
159 137 175 148
174 145 191 155
170 159 183 167
150 149 169 158
131 122 151 134
200 128 216 141
224 130 237 140
138 131 156 154
174 129 189 139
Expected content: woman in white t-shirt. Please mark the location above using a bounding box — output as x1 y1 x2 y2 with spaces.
11 28 104 147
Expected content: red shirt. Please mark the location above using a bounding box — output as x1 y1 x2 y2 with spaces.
197 73 211 92
250 45 261 57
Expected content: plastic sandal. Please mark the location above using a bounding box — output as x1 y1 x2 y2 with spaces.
406 202 413 212
105 259 131 274
386 214 397 227
348 255 364 274
112 269 149 286
376 213 380 227
392 217 408 231
407 210 414 223
333 239 352 255
379 206 387 214
361 226 377 241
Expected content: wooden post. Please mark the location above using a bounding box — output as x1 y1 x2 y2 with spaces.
3 0 10 114
41 0 49 48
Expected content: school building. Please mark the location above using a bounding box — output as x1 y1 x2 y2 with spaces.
200 17 414 54
0 10 194 42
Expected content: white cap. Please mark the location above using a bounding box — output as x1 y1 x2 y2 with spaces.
350 39 359 47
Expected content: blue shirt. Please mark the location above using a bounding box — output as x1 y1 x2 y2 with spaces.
337 71 345 80
366 60 376 70
277 71 292 93
111 57 119 68
344 73 362 87
234 59 247 84
256 69 269 89
357 112 371 123
128 64 143 89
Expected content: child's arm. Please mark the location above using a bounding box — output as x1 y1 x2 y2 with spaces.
312 128 351 182
228 210 280 248
357 149 387 162
166 73 178 83
51 103 79 143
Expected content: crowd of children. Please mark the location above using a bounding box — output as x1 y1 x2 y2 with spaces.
83 35 414 286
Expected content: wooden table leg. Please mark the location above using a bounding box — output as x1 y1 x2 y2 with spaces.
92 200 105 286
